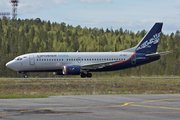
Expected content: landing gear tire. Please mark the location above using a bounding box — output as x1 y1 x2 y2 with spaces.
87 73 92 78
81 72 92 78
24 73 28 78
24 75 28 78
81 73 87 78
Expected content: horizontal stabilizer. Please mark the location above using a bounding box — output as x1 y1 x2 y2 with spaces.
145 51 173 57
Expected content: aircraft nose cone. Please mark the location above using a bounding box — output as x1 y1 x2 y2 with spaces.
6 61 14 69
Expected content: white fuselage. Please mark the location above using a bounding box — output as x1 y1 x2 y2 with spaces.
6 52 134 72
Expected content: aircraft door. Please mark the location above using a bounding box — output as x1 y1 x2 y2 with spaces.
29 55 35 65
77 57 81 63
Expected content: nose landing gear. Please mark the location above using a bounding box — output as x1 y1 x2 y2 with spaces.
19 71 28 78
24 74 28 78
23 72 28 78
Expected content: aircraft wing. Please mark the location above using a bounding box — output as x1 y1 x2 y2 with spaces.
146 51 173 57
79 60 121 70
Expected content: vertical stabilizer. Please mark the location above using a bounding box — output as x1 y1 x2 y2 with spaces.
135 23 163 53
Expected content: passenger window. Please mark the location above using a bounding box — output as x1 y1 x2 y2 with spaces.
39 59 41 61
37 59 38 61
44 59 46 61
42 59 43 61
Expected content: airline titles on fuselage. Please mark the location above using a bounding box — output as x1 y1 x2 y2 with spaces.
37 55 69 58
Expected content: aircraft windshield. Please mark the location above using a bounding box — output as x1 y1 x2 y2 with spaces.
14 57 22 61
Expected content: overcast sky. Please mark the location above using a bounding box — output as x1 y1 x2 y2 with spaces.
1 0 180 34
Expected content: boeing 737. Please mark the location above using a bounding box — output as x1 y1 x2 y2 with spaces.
6 22 172 78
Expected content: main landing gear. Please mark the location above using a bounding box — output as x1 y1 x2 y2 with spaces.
81 72 92 78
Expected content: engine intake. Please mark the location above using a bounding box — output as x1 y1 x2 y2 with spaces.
62 65 81 75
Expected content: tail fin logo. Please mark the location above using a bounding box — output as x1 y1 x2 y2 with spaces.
136 32 161 51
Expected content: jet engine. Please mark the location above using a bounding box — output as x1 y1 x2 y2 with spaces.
62 65 81 75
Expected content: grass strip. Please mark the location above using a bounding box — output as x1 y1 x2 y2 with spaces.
0 78 180 99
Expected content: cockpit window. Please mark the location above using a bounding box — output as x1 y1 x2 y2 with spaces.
14 57 23 61
14 57 18 60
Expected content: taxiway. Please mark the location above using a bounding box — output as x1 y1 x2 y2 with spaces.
0 94 180 120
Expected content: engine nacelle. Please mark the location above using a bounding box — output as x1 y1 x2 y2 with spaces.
62 65 81 75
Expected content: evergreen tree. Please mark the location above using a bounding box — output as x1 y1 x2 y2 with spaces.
0 20 2 34
46 20 51 31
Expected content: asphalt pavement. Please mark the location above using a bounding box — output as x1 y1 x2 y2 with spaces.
0 94 180 120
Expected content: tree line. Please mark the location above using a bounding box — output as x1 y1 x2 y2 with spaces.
0 18 180 77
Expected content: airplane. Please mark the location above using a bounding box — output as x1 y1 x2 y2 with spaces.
6 22 173 78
